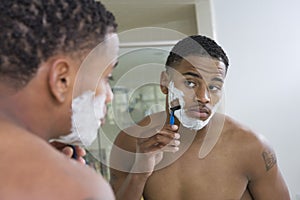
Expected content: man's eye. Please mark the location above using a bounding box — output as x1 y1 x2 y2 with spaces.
184 80 196 88
208 85 221 91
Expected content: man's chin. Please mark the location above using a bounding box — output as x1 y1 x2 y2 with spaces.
186 113 210 122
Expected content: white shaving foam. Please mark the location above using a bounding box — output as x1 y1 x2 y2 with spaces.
53 90 105 147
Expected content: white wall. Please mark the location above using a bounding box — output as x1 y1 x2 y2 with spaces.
211 0 300 198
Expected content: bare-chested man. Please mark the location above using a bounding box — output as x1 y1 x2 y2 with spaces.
0 0 119 199
109 35 290 200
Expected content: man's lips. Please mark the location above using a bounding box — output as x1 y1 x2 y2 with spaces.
185 106 211 119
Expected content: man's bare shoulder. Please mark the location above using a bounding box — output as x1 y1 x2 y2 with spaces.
222 115 269 148
222 115 278 175
0 122 114 200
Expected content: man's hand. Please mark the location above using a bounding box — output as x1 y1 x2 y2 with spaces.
50 141 86 164
131 124 180 176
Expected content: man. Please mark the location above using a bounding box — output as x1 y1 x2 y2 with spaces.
0 0 119 199
109 35 290 199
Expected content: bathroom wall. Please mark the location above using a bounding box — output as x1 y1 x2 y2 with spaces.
211 0 300 198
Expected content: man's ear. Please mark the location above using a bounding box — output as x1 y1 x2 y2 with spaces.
160 71 170 94
48 59 73 103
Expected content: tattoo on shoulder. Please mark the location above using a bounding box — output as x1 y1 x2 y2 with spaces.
262 150 277 171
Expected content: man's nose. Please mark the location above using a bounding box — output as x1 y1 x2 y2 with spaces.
194 84 210 104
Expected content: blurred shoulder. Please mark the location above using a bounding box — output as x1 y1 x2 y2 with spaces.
0 123 114 200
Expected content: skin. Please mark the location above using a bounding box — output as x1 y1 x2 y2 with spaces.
109 55 290 200
51 141 87 164
0 34 119 199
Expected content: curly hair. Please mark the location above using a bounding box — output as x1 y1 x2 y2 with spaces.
0 0 117 88
166 35 229 72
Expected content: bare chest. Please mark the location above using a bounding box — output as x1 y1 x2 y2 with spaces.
143 143 250 200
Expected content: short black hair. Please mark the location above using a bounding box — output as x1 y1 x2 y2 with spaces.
166 35 229 72
0 0 117 89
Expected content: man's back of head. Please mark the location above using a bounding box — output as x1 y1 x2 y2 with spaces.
0 0 117 89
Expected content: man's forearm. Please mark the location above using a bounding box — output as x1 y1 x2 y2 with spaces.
115 173 149 200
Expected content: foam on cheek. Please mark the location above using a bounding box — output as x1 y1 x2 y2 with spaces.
168 81 185 112
93 94 106 126
71 91 101 146
51 91 103 147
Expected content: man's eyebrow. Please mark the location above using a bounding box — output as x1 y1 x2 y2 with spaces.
211 77 224 83
182 72 201 78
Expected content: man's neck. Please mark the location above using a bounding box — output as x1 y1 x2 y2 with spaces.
0 92 51 141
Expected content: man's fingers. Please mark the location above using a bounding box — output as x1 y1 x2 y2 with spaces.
62 146 73 157
77 157 86 164
152 124 178 134
62 146 86 158
162 145 179 153
138 134 180 153
168 139 180 147
163 124 179 131
137 124 180 153
138 134 171 148
157 130 180 139
74 146 86 157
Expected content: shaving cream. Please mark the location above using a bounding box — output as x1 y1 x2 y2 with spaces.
53 90 105 147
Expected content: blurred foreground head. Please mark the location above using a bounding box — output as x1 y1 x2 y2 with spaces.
0 0 117 90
